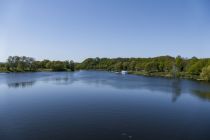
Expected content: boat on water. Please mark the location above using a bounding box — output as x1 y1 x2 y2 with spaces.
121 71 128 75
114 71 128 75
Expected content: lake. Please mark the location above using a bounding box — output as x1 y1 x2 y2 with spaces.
0 71 210 140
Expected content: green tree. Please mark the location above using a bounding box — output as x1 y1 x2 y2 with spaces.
6 56 36 72
51 61 66 71
69 60 75 71
187 60 207 75
40 60 50 69
175 56 185 72
158 62 164 72
122 62 129 70
114 62 123 71
46 61 53 69
128 61 136 71
200 65 210 81
145 62 158 73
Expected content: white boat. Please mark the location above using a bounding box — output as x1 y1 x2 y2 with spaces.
121 71 128 75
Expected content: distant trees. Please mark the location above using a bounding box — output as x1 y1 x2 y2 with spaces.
45 61 65 71
128 61 136 71
114 62 123 71
77 56 175 73
2 55 210 82
75 56 210 81
39 60 50 69
5 56 75 72
186 59 208 75
6 56 37 72
69 60 75 71
45 60 75 71
145 62 159 73
175 56 185 72
0 63 6 72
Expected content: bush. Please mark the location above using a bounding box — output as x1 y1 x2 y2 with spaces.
200 66 210 81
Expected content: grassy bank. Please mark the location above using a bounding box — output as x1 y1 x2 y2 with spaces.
0 68 9 73
129 71 201 81
0 68 207 82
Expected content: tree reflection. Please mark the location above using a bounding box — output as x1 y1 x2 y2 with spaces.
192 90 210 101
3 71 210 103
6 72 76 88
171 79 181 102
53 76 75 85
8 81 36 88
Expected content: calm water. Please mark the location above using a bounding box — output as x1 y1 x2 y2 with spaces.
0 71 210 140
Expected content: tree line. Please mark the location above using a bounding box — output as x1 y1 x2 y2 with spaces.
76 56 210 81
1 55 210 81
0 56 75 72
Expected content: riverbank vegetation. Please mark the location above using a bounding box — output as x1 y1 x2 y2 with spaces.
1 55 210 81
0 56 75 72
76 56 210 81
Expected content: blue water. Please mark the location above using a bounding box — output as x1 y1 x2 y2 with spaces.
0 71 210 140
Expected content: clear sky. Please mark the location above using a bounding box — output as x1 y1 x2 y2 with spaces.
0 0 210 62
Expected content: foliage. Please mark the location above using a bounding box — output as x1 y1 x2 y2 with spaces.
6 56 36 72
4 56 75 72
145 61 159 73
77 56 210 81
175 56 185 72
2 55 210 81
200 65 210 81
77 56 175 73
186 59 208 75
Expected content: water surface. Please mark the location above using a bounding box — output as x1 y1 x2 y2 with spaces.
0 71 210 140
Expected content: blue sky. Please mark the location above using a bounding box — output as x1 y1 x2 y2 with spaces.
0 0 210 62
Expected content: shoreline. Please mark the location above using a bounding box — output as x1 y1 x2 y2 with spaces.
0 69 207 83
128 71 205 81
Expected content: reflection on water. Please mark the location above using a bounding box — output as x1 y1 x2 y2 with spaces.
8 81 36 88
171 80 181 102
2 71 210 102
1 71 210 140
192 90 210 101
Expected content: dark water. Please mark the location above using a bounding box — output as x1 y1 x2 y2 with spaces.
0 71 210 140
